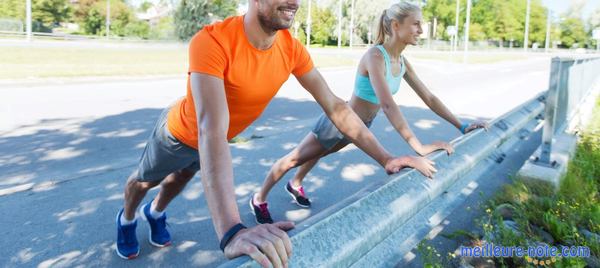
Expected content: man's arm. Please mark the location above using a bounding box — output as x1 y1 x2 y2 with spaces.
190 73 293 268
190 72 239 240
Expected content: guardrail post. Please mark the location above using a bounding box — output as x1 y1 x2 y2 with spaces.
537 57 560 166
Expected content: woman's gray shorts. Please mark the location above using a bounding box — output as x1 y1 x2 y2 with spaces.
134 107 200 182
311 113 373 150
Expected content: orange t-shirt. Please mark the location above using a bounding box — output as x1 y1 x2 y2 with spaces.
167 16 314 149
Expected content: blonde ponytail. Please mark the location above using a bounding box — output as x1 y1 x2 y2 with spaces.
375 1 420 45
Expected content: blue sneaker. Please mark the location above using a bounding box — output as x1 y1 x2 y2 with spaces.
116 208 139 259
140 201 172 247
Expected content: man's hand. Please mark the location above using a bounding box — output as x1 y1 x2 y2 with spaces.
384 156 437 178
418 141 454 156
224 221 295 268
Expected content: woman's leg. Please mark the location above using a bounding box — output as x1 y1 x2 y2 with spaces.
290 157 319 187
255 133 327 203
290 140 350 187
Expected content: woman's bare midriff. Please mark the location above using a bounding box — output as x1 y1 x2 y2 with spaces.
348 94 381 123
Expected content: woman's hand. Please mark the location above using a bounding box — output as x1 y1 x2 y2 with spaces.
406 156 437 179
418 141 454 156
463 121 489 134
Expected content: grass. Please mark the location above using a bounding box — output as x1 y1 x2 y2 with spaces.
0 45 356 80
0 43 535 80
0 46 187 79
475 96 600 267
422 97 600 267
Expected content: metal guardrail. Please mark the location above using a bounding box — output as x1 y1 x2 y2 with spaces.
0 30 163 43
537 56 600 166
220 92 546 268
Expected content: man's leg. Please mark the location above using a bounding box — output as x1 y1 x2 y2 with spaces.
117 105 199 257
153 169 196 212
122 169 195 221
123 171 160 221
133 169 196 248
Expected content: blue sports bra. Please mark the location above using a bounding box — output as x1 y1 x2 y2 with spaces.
354 45 405 104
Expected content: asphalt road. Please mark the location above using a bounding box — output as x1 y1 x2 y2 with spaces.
0 55 551 267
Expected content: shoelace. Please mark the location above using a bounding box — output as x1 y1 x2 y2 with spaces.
121 224 137 244
155 216 169 236
258 203 271 218
298 187 306 198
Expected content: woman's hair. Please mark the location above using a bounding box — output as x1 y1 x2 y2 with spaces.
375 1 421 45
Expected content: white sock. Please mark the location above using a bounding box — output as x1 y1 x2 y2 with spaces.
120 213 136 225
290 181 302 190
253 193 266 205
150 201 165 219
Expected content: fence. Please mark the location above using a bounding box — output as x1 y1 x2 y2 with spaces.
537 57 600 166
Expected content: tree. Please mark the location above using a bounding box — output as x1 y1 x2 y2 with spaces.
0 0 25 20
80 0 142 37
74 0 97 22
590 7 600 29
292 0 308 44
32 0 72 28
149 16 175 40
588 7 600 48
420 0 547 46
469 22 485 41
311 6 336 46
139 1 153 12
1 0 72 32
352 0 388 44
173 0 239 41
83 7 103 34
422 0 457 40
123 20 150 38
559 17 586 48
527 0 548 46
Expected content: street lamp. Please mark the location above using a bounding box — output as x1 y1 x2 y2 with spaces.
26 0 32 41
463 0 471 63
593 29 600 52
524 0 531 52
544 9 551 53
349 0 355 50
294 21 300 38
106 0 111 39
306 0 312 47
454 0 460 52
337 0 343 49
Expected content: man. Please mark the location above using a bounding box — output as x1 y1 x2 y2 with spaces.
115 0 436 267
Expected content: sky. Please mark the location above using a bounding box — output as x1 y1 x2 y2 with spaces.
542 0 600 19
129 0 600 20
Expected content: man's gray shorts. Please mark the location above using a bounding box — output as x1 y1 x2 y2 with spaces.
134 107 200 182
311 112 373 150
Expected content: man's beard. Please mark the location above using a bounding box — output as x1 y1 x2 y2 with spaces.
257 9 293 33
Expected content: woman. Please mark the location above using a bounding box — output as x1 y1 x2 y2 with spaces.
250 1 487 224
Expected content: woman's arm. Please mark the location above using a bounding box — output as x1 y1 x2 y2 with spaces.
366 49 451 156
403 58 488 134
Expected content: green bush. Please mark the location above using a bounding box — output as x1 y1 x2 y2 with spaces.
173 0 238 41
